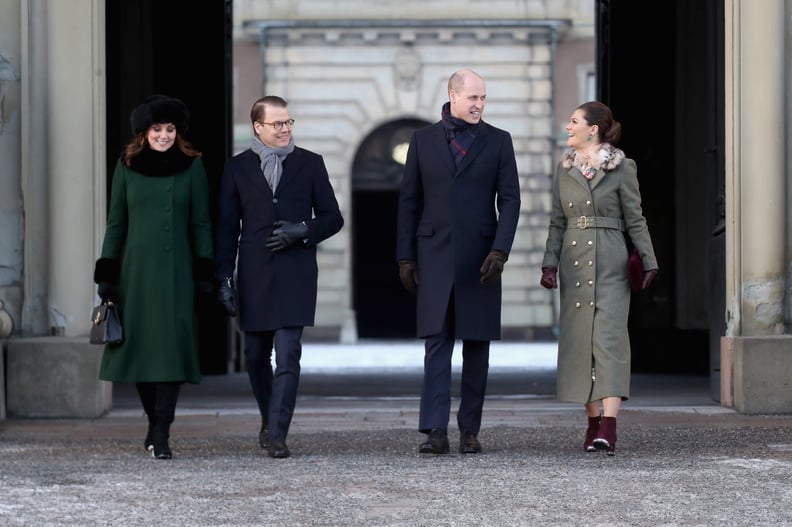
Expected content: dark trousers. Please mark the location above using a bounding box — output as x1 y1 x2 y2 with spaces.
245 328 303 441
419 298 490 435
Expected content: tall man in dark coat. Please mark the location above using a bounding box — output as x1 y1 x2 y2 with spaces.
396 69 521 454
215 95 344 458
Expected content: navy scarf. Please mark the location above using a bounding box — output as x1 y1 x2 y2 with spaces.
441 101 477 167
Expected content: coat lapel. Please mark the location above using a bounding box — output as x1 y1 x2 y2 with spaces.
243 150 272 195
456 123 489 176
430 124 456 174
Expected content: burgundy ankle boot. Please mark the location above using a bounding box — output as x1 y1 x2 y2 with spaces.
583 416 600 452
593 416 617 456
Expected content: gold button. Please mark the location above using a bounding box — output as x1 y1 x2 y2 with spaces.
586 200 592 206
575 302 581 308
568 202 573 208
589 301 594 306
587 240 593 246
574 261 579 266
575 282 581 287
588 260 593 266
571 240 577 246
588 280 593 286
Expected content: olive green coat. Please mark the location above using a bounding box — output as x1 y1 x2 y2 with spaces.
98 157 213 384
542 147 657 403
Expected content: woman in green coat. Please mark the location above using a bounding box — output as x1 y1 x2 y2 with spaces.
540 101 658 456
93 95 213 460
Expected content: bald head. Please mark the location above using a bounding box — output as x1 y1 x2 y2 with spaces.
448 69 486 124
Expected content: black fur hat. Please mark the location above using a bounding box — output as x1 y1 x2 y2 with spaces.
130 94 190 134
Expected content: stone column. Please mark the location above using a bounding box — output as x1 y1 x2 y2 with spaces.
722 0 791 413
43 0 106 336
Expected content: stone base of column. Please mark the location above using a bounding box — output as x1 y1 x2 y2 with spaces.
6 337 112 418
721 335 792 413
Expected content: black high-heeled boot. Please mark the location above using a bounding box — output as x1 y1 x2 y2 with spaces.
151 382 181 460
136 383 157 453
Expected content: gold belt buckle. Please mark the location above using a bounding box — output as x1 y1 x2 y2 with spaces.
577 216 590 229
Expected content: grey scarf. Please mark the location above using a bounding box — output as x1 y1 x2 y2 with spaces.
250 134 295 192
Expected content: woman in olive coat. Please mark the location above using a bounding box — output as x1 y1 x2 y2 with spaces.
93 95 213 460
540 101 658 455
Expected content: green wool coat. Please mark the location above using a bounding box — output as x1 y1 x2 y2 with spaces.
542 148 657 404
99 157 213 384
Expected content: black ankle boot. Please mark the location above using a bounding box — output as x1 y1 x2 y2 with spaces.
144 416 156 452
151 417 173 460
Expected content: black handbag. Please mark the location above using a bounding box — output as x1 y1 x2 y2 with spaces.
90 301 124 345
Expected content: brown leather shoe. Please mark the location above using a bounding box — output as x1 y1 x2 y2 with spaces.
459 431 482 454
267 438 290 458
418 429 450 454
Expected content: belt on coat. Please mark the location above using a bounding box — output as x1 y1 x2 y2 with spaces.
567 215 625 231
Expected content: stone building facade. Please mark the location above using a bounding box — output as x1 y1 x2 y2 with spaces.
1 0 791 416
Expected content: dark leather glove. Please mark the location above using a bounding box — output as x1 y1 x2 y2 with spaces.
540 266 558 289
266 220 308 252
480 250 506 285
642 268 658 290
217 277 237 317
398 260 419 295
97 282 118 302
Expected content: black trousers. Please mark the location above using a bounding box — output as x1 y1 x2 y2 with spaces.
244 327 303 441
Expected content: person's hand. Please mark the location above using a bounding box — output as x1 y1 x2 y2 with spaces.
217 277 237 317
480 250 506 285
641 268 658 290
97 282 118 302
540 266 558 289
398 260 419 294
266 220 308 252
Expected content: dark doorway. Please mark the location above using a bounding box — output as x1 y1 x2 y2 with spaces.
105 0 233 374
352 118 430 338
596 1 725 382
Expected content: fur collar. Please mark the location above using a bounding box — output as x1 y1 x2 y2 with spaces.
561 143 625 172
128 146 194 177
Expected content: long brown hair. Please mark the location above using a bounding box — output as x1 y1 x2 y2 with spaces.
122 132 202 166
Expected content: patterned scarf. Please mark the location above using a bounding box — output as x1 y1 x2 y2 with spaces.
250 134 295 192
441 102 477 167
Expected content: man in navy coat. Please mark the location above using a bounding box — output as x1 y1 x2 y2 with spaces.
215 95 343 458
396 69 521 454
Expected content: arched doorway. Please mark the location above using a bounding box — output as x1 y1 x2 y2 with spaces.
352 118 430 338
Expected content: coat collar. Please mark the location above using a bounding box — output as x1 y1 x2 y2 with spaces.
561 143 625 190
431 121 491 176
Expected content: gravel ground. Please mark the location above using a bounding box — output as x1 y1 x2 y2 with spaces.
3 417 792 526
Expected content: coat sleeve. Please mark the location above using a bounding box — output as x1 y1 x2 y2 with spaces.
395 132 422 262
189 158 214 261
541 163 567 268
492 131 521 256
619 158 658 270
304 155 344 246
100 159 129 260
214 157 242 280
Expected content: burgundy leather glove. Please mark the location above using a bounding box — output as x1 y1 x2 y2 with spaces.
540 266 558 289
398 260 419 294
480 250 507 284
642 268 658 290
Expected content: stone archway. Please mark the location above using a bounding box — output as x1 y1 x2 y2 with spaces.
351 118 429 338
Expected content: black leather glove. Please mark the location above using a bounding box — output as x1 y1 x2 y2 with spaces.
480 250 506 285
97 282 118 303
217 277 237 317
642 268 658 290
266 220 308 252
398 260 419 295
540 266 558 289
